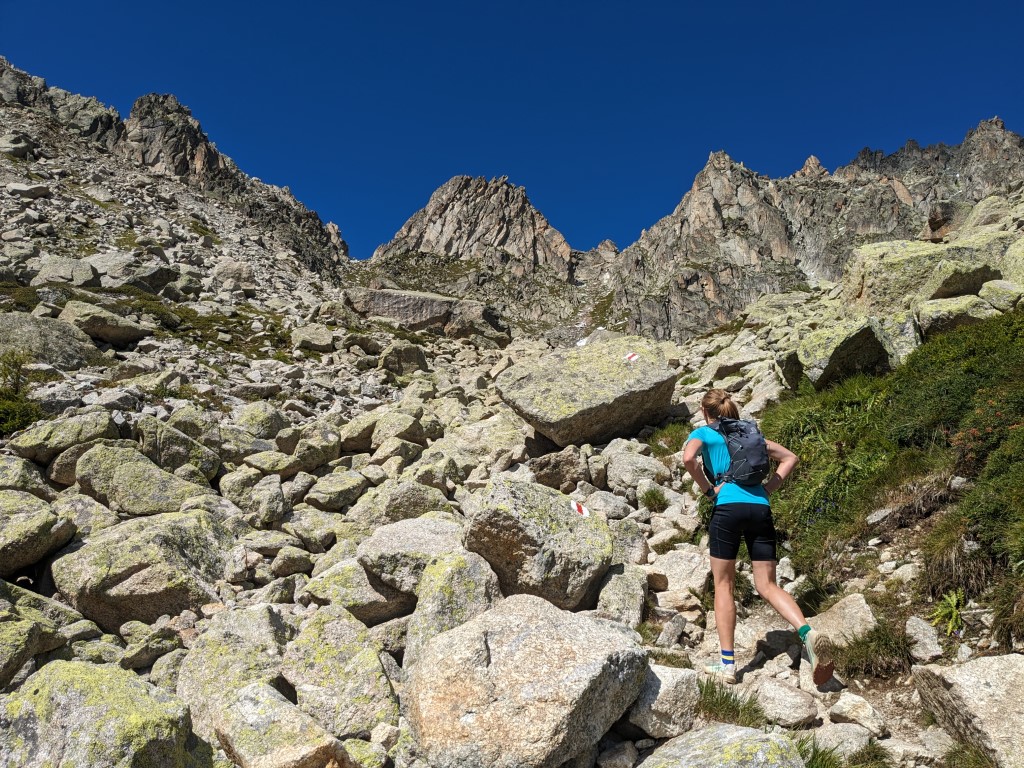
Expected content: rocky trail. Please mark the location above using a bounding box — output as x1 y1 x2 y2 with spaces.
1 56 1024 768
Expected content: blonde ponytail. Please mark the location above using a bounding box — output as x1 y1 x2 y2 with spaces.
701 389 739 420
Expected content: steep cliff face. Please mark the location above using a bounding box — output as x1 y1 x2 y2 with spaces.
603 119 1024 341
366 176 584 327
373 175 572 275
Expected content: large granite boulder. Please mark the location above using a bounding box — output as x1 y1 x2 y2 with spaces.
8 410 119 464
406 594 648 768
299 558 416 627
176 605 295 741
58 300 152 345
30 254 101 287
378 339 429 375
463 477 613 610
842 233 1014 313
343 287 507 342
0 490 75 577
628 664 700 738
135 415 221 480
797 317 895 390
50 509 233 632
636 724 805 768
495 336 677 447
0 312 105 370
0 454 57 500
913 655 1024 768
404 551 503 667
282 605 399 739
346 478 454 527
0 661 194 768
807 593 877 647
356 514 468 595
916 294 1001 337
75 444 209 516
213 682 350 768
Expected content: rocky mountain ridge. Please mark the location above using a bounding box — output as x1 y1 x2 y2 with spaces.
0 56 348 285
366 119 1024 344
2 57 1024 768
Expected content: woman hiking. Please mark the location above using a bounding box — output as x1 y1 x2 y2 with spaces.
681 389 834 685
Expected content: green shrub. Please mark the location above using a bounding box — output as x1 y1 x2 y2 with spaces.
0 282 41 311
833 619 913 679
0 351 29 394
695 676 766 727
0 394 42 437
640 487 669 514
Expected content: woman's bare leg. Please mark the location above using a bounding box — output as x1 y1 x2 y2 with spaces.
710 556 737 651
751 560 807 629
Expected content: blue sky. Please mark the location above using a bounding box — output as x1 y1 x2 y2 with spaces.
4 1 1023 259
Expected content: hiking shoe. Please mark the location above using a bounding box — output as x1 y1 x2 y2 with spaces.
703 662 737 685
805 629 835 685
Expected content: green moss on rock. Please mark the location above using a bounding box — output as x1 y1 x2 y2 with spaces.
0 660 192 768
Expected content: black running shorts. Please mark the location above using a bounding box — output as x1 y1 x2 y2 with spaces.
708 502 777 561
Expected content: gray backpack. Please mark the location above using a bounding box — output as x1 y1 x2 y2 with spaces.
709 418 772 487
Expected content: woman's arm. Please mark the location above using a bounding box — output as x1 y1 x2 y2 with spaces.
681 438 718 496
763 440 799 494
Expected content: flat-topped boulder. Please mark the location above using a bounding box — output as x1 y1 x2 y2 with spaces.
495 336 677 447
343 287 508 341
58 300 152 345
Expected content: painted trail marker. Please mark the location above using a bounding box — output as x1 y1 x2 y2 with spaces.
569 500 591 517
624 352 639 363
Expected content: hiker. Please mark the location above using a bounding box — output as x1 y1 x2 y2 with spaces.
681 388 833 685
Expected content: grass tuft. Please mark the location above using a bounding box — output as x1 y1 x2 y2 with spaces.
793 736 843 768
695 676 766 728
846 741 894 768
942 743 998 768
645 420 692 457
833 619 913 679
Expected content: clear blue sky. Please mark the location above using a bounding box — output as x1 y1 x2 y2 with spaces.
4 1 1023 259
